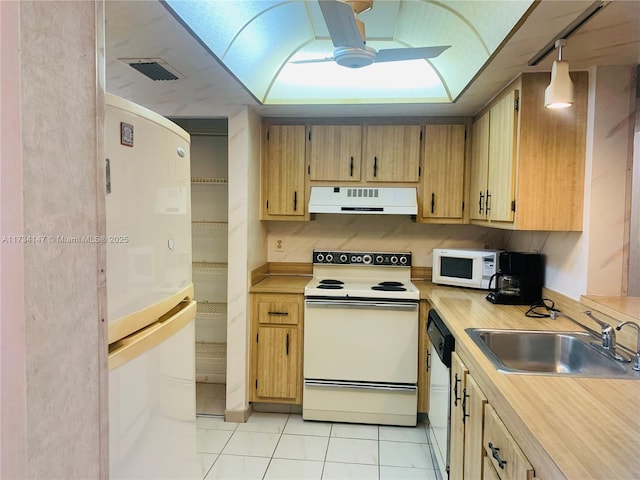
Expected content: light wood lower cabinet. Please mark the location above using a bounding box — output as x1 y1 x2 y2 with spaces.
450 352 533 480
250 293 303 404
483 403 535 480
418 300 431 413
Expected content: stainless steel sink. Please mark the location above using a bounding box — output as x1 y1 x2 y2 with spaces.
466 328 640 379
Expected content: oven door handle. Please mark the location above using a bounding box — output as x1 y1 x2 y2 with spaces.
304 299 418 310
305 379 417 392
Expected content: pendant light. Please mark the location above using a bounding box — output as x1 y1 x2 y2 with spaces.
544 39 574 109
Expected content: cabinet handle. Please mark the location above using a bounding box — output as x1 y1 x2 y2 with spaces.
462 387 470 425
293 191 297 211
453 373 461 406
488 442 507 469
267 311 289 316
426 351 431 372
486 190 491 213
350 156 354 176
478 191 484 214
373 156 378 177
285 333 289 355
430 193 435 214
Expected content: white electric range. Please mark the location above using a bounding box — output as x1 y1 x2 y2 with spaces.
303 249 420 426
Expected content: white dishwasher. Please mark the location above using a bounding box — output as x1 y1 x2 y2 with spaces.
427 309 455 480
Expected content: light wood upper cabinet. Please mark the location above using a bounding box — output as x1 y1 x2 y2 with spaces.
469 113 490 221
421 124 466 221
250 293 303 404
487 90 518 222
470 91 518 223
470 71 588 231
261 125 306 220
308 125 362 181
363 125 422 182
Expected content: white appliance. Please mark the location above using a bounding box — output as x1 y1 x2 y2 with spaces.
303 250 419 426
106 94 199 479
426 308 455 480
308 186 418 215
432 248 500 290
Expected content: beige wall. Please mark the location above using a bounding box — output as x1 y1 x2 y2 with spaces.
1 1 27 476
226 107 266 419
267 217 506 265
1 1 108 477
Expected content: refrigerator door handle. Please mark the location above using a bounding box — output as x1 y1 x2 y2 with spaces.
108 299 197 371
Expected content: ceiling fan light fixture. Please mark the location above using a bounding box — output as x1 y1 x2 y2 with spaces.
334 46 376 68
544 39 574 109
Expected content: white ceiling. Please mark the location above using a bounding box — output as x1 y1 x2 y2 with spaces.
105 0 640 119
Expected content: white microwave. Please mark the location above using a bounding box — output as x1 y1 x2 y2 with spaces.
432 248 500 290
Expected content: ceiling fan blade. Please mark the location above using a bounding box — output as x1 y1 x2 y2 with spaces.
374 46 450 63
319 0 365 49
290 57 335 65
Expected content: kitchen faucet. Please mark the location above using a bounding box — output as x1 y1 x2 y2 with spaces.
615 321 640 371
549 309 631 362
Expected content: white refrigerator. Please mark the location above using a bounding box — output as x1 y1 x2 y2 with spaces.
105 93 199 479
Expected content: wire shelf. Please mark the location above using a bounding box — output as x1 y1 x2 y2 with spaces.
192 262 228 274
191 177 227 185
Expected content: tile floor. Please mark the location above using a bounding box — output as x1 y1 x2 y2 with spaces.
197 382 226 416
196 412 440 480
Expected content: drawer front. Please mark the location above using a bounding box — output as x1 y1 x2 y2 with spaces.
257 297 300 325
483 404 534 480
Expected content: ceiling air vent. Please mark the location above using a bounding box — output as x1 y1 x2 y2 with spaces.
119 58 183 81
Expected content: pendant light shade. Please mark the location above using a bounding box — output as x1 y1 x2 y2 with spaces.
545 39 574 109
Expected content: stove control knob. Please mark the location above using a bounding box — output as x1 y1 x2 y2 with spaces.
399 256 408 265
391 256 398 264
350 255 357 263
362 254 372 264
325 253 334 263
316 253 324 263
375 255 384 265
339 254 348 263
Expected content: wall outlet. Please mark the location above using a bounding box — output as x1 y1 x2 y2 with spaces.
275 238 284 252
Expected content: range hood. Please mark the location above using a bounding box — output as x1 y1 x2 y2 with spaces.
308 186 417 215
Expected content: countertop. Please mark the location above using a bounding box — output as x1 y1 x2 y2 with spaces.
250 271 640 479
426 285 640 480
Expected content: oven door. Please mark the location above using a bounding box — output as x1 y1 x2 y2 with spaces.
303 298 418 384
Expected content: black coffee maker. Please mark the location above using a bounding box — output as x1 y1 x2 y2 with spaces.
486 252 544 305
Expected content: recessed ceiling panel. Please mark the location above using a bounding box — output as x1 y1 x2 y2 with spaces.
163 0 536 106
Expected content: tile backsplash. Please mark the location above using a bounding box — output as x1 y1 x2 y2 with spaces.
267 214 507 266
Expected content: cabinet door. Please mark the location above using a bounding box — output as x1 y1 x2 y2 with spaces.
308 125 362 181
255 326 298 400
418 300 431 413
484 403 535 480
487 90 518 222
463 375 488 480
470 113 490 221
263 125 306 218
449 352 469 480
422 124 466 220
363 125 421 182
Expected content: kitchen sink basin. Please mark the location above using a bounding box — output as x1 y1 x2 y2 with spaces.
466 328 640 379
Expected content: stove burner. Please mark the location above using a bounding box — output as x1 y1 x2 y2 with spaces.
377 281 404 287
317 284 344 290
319 279 344 285
372 285 407 292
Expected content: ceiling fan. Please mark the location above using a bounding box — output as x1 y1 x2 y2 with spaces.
293 0 450 69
